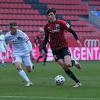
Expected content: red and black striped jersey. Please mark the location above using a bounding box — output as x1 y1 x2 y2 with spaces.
34 34 44 49
44 19 70 50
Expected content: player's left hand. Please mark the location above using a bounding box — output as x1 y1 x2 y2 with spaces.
77 40 82 46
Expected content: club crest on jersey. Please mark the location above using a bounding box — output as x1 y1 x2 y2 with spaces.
55 24 60 31
48 26 51 29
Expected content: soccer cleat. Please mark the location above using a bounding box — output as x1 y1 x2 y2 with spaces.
25 82 33 87
73 82 82 88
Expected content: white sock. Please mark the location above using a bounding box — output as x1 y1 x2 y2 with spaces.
74 60 79 65
71 56 79 65
18 70 30 82
31 63 34 70
2 60 4 64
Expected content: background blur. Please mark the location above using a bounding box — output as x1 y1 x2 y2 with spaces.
0 0 100 61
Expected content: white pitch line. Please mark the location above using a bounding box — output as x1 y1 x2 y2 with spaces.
0 96 99 100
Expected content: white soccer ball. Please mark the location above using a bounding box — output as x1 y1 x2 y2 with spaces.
54 75 65 86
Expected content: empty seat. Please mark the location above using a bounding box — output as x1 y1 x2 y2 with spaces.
0 4 32 9
63 16 79 21
0 0 24 3
39 0 81 5
89 1 100 6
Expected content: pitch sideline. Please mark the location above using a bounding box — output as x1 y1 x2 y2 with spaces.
0 96 99 100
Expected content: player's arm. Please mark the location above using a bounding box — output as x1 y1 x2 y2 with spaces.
19 30 29 41
42 26 49 50
20 31 32 50
22 32 34 58
68 28 79 40
61 20 81 46
68 27 81 46
20 31 34 59
27 40 32 50
4 38 12 58
27 40 34 60
4 41 10 51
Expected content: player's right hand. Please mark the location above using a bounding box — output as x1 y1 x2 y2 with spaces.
77 40 82 46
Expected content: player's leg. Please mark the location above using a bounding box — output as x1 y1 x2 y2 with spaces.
43 54 47 65
55 48 82 87
57 57 81 87
36 49 43 63
14 55 32 86
71 56 81 70
10 54 15 64
29 50 34 61
63 48 82 87
22 55 34 86
22 55 34 72
1 47 6 64
43 48 48 65
37 56 43 63
1 52 6 64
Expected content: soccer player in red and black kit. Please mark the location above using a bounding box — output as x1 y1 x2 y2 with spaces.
34 28 48 65
43 8 82 87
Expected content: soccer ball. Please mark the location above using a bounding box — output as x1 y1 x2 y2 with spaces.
54 75 65 86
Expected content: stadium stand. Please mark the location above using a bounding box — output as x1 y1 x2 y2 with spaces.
0 0 99 46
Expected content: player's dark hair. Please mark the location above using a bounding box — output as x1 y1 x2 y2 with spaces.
10 22 17 28
47 8 56 15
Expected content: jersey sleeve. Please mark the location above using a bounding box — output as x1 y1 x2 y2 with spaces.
60 20 71 31
19 30 29 42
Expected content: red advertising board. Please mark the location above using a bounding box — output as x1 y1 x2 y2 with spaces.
0 47 100 62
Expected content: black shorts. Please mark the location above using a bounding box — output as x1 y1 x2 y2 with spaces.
40 47 48 53
52 47 71 61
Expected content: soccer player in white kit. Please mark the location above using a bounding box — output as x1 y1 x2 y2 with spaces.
0 30 8 65
5 22 33 86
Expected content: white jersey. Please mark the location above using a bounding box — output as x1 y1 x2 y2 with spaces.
0 34 6 52
0 34 5 47
5 29 30 56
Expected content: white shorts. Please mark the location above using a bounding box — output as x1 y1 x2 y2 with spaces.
13 54 33 67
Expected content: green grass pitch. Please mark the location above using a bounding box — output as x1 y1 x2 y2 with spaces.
0 61 100 100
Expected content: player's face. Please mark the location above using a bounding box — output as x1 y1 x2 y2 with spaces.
48 12 56 22
10 27 17 35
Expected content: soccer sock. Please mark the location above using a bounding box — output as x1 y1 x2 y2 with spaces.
64 68 80 83
74 60 79 65
18 70 30 82
43 55 47 64
71 60 75 66
1 58 4 64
